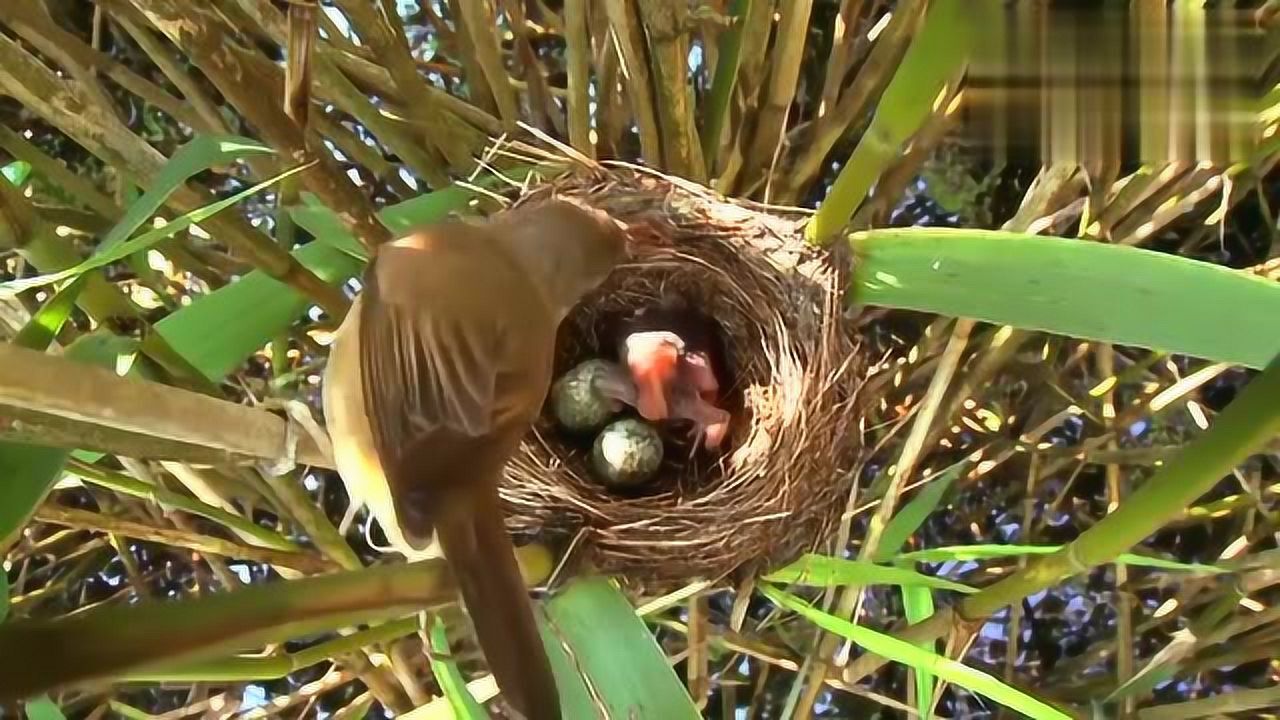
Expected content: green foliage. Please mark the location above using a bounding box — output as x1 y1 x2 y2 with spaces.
23 697 66 720
428 614 490 718
763 554 975 593
155 241 359 381
10 276 86 350
874 459 966 563
896 545 1228 574
852 228 1280 369
1 154 309 295
807 0 985 241
762 585 1072 720
1 160 31 187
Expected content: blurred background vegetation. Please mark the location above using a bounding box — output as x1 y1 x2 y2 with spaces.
1 1 1279 718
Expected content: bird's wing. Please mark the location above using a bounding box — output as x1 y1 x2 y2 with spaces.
356 241 507 541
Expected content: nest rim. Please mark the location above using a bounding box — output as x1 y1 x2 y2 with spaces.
499 164 866 589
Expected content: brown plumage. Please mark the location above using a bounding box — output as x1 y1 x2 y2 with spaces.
610 304 731 449
323 199 627 719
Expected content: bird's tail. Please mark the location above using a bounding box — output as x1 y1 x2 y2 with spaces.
434 495 561 720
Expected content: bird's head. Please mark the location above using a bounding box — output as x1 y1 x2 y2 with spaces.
493 199 629 318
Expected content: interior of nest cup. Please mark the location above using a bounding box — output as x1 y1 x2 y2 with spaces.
524 196 793 497
545 241 764 496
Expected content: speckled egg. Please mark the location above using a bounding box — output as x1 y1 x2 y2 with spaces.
591 418 664 489
550 359 622 433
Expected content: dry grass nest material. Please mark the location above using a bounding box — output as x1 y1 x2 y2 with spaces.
500 166 866 587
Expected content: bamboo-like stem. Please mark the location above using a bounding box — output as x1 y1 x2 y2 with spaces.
125 616 417 681
592 6 624 157
442 0 501 117
503 0 562 136
458 0 520 130
741 0 812 186
313 59 452 189
328 0 487 178
0 126 118 219
0 559 452 701
805 0 973 243
564 0 595 157
816 0 867 120
604 0 664 167
784 0 926 202
637 0 706 181
68 460 301 554
700 0 750 175
106 4 234 137
0 343 333 469
794 319 972 717
33 504 335 573
1097 346 1136 717
0 4 203 131
711 0 774 192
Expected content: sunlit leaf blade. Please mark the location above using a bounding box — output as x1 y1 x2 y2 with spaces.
901 584 937 717
764 554 976 594
97 136 273 255
1 160 32 187
851 228 1280 369
0 160 311 295
761 585 1072 720
11 275 88 351
875 457 969 717
541 577 701 719
159 179 510 382
154 242 360 381
897 544 1228 574
875 459 967 562
0 443 69 552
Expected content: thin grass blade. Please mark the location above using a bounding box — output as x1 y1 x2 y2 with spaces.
428 614 490 719
875 459 967 563
764 553 976 594
1 161 313 295
761 585 1072 720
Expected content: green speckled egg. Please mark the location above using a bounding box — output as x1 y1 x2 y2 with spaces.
551 359 621 433
591 418 663 488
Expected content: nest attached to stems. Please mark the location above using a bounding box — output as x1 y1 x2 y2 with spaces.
498 164 866 587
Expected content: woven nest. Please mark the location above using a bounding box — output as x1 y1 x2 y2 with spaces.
498 165 865 587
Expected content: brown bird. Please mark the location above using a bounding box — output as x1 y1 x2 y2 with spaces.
323 199 627 720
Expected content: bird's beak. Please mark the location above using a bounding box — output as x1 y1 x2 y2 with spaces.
628 343 679 420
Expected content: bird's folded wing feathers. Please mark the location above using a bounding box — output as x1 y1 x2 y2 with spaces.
358 299 496 455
